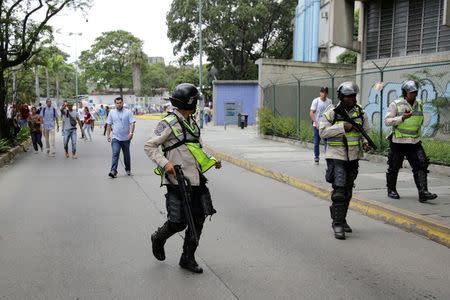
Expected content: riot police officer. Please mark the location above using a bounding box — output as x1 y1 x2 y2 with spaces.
319 82 372 240
384 80 437 202
144 83 222 273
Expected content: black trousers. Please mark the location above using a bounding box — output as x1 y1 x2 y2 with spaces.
387 141 428 175
326 159 359 203
30 131 43 151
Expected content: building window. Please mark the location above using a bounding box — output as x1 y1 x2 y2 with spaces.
365 0 450 60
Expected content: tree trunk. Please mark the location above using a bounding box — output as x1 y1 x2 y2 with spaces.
45 68 50 99
12 70 17 103
56 75 60 108
119 85 123 99
132 63 141 97
0 69 11 140
34 67 40 105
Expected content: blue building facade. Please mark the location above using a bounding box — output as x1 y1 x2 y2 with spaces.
213 81 259 126
294 0 320 62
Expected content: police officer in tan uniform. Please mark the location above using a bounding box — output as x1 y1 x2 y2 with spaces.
144 83 221 273
384 80 437 202
320 82 372 240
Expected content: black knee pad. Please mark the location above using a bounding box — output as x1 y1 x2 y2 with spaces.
331 187 346 203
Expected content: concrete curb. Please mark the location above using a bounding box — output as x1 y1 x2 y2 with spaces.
204 145 450 248
262 134 450 177
136 115 165 120
0 138 32 168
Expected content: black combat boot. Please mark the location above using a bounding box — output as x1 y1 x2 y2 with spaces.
386 172 400 199
180 238 203 273
330 204 346 240
414 171 437 203
180 221 204 273
151 222 176 261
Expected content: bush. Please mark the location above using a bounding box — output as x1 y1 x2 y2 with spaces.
0 139 11 153
0 127 30 154
257 107 314 142
16 127 30 143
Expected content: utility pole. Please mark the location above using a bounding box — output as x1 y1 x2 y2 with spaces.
199 0 204 128
69 32 82 108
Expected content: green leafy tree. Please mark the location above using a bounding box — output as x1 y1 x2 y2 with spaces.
141 63 169 95
79 30 142 98
166 0 297 80
46 54 75 104
0 0 91 140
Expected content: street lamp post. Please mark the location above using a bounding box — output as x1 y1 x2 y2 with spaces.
199 0 204 128
69 32 82 108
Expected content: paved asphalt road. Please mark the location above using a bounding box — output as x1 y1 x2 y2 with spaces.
0 119 449 300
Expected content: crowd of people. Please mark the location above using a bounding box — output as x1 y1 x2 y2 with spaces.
5 100 111 158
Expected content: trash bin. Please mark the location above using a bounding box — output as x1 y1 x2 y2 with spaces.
238 113 248 129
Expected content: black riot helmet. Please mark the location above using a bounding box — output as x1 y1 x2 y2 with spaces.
401 80 419 97
337 81 359 100
169 83 201 110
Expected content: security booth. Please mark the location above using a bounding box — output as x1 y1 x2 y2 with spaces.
212 80 259 126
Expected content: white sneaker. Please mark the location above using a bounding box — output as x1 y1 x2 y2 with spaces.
34 150 38 154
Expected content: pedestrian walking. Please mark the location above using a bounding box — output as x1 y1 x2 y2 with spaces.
98 105 106 128
28 107 43 153
11 105 20 137
106 97 136 177
61 102 82 159
18 103 30 128
39 99 60 156
319 82 372 240
77 102 86 139
89 106 96 132
384 80 437 202
144 83 222 273
83 106 93 141
103 106 110 136
310 86 332 164
204 105 211 125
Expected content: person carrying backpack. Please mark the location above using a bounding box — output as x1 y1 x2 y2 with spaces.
39 99 60 156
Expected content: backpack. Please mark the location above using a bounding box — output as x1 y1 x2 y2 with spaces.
43 107 56 119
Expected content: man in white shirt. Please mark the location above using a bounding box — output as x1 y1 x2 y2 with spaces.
310 86 332 164
77 102 86 139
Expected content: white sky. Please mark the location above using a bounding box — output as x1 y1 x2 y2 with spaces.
48 0 181 65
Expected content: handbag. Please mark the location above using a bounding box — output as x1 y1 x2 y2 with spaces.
66 110 77 127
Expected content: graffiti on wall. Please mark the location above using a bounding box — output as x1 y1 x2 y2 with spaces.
363 79 450 136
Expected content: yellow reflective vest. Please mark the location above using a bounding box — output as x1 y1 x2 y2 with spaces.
323 104 364 147
154 113 218 178
392 98 423 138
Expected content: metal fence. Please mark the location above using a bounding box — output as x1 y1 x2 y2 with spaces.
261 61 450 152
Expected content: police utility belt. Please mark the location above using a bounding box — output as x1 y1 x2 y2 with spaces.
154 113 218 183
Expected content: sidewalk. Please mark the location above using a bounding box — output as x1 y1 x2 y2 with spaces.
201 124 450 246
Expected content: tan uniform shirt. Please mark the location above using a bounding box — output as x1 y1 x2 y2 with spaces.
319 104 371 161
384 99 421 144
144 109 203 186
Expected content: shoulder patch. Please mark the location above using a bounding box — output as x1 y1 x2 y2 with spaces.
154 121 167 136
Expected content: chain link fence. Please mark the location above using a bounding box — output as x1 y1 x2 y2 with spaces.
259 61 450 163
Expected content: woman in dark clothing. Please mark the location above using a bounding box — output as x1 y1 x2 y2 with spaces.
28 107 43 153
